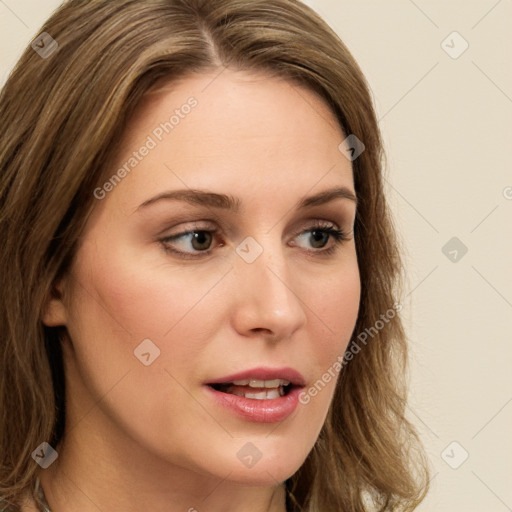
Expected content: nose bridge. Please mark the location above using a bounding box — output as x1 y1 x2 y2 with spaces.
231 234 307 337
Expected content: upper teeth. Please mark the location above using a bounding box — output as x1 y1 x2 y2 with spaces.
232 379 291 388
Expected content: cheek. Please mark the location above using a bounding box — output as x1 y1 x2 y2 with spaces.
72 240 223 341
64 241 232 397
311 261 361 357
296 260 360 412
62 246 227 460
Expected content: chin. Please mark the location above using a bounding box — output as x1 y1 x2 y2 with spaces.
211 443 307 486
220 462 299 487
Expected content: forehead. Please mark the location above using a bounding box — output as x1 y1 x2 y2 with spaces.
101 69 354 212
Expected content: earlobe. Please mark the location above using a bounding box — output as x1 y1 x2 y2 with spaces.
41 279 68 327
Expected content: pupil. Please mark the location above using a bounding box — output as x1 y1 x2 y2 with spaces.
192 231 211 250
311 230 328 248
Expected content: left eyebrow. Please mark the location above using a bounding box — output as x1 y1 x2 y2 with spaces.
135 186 357 213
296 186 357 209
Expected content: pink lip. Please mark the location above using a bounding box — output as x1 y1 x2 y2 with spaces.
204 366 306 423
205 366 306 387
204 385 303 423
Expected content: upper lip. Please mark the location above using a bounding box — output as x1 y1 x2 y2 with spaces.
206 366 306 387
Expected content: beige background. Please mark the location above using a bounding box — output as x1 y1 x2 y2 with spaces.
1 1 511 510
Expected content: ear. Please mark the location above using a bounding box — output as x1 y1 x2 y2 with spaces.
41 278 68 327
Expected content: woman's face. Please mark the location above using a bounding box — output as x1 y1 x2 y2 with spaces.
45 69 360 487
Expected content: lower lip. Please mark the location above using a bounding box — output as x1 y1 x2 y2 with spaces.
204 385 303 423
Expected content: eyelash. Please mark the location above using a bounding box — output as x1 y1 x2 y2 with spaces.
159 221 350 260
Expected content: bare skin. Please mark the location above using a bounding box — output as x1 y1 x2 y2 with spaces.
36 69 360 512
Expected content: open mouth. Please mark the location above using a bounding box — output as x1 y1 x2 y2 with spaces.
205 370 305 422
208 379 293 400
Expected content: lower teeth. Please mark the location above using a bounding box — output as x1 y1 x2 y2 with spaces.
228 387 285 399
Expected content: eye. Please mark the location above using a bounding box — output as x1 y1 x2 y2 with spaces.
292 222 349 255
159 221 350 259
160 228 218 258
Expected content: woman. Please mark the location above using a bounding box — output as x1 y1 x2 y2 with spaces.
0 1 429 510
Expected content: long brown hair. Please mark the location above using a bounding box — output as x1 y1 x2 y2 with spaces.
0 1 429 510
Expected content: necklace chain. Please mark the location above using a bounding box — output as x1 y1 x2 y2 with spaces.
33 477 295 512
34 478 52 512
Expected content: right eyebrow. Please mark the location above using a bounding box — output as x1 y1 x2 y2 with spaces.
136 189 241 213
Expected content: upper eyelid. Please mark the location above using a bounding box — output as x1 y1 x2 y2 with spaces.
162 214 349 233
162 221 347 247
163 219 342 240
152 201 354 231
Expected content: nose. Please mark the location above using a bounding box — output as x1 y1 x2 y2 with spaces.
230 238 307 341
